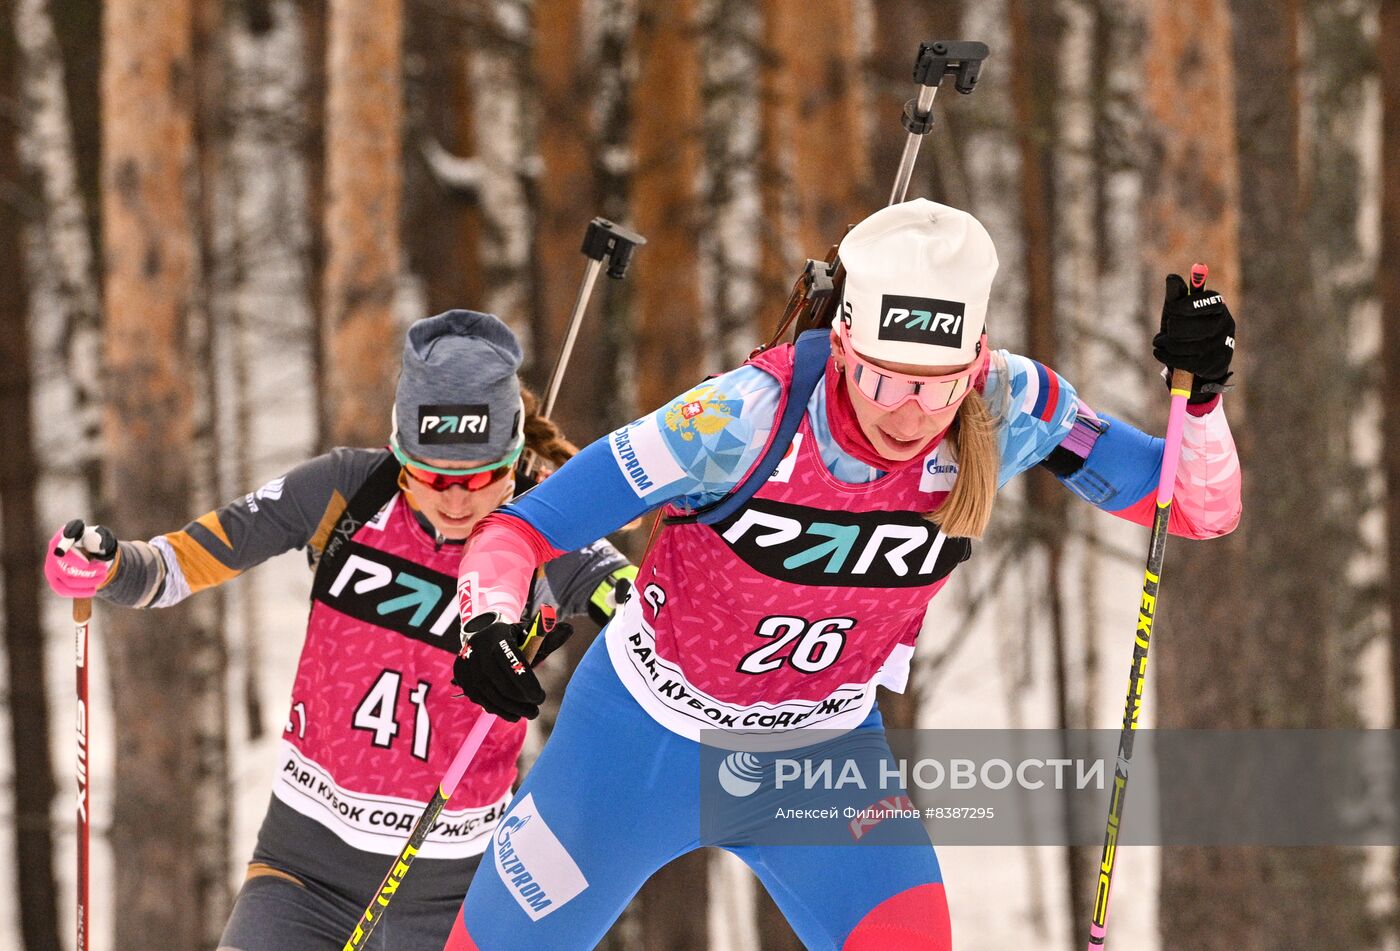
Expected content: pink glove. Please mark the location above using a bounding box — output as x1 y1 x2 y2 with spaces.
44 521 117 599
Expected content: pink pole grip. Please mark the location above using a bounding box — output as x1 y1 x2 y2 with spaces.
1155 393 1190 506
442 713 496 798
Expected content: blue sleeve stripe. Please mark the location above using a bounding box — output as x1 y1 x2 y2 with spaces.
501 436 654 553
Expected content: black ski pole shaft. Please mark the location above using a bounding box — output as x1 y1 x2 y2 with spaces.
342 779 456 951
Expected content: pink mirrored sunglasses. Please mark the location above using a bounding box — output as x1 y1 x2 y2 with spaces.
838 321 988 414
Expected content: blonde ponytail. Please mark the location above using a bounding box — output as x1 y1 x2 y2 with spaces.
928 388 999 538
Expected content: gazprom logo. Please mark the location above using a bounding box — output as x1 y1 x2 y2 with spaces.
921 450 958 493
612 425 654 493
878 294 966 349
496 816 552 916
492 794 589 921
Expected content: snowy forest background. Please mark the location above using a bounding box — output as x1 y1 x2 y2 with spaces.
1 0 1398 948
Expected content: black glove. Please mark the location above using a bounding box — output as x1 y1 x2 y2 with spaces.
1152 273 1236 403
452 611 574 721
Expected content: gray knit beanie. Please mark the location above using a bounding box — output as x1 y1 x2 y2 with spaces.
393 310 525 462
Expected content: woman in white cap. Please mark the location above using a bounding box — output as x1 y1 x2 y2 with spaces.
444 200 1241 950
43 310 636 949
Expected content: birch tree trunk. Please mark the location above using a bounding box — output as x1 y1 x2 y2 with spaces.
323 0 403 448
1 5 62 947
698 0 763 366
468 0 535 326
1008 0 1093 936
586 0 641 442
100 0 206 945
16 0 103 499
302 0 330 452
47 0 99 257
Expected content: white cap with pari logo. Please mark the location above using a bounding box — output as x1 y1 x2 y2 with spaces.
837 198 999 367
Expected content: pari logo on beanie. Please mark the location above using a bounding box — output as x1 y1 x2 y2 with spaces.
878 294 967 349
418 404 490 444
839 198 998 367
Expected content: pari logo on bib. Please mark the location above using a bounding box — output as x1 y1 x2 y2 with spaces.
838 198 998 369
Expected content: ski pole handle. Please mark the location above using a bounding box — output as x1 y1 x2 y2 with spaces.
1158 263 1206 505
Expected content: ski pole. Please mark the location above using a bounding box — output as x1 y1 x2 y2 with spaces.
74 596 91 951
342 609 556 951
1085 263 1209 950
341 713 492 951
55 524 100 951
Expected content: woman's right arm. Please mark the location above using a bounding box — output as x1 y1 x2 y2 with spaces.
458 366 783 622
82 448 382 608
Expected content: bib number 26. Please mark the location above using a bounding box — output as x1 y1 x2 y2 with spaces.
737 615 854 675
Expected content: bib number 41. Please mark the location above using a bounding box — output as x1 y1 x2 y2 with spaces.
351 669 432 760
737 615 854 675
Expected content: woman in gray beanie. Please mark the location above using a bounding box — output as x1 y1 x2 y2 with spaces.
43 310 636 949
